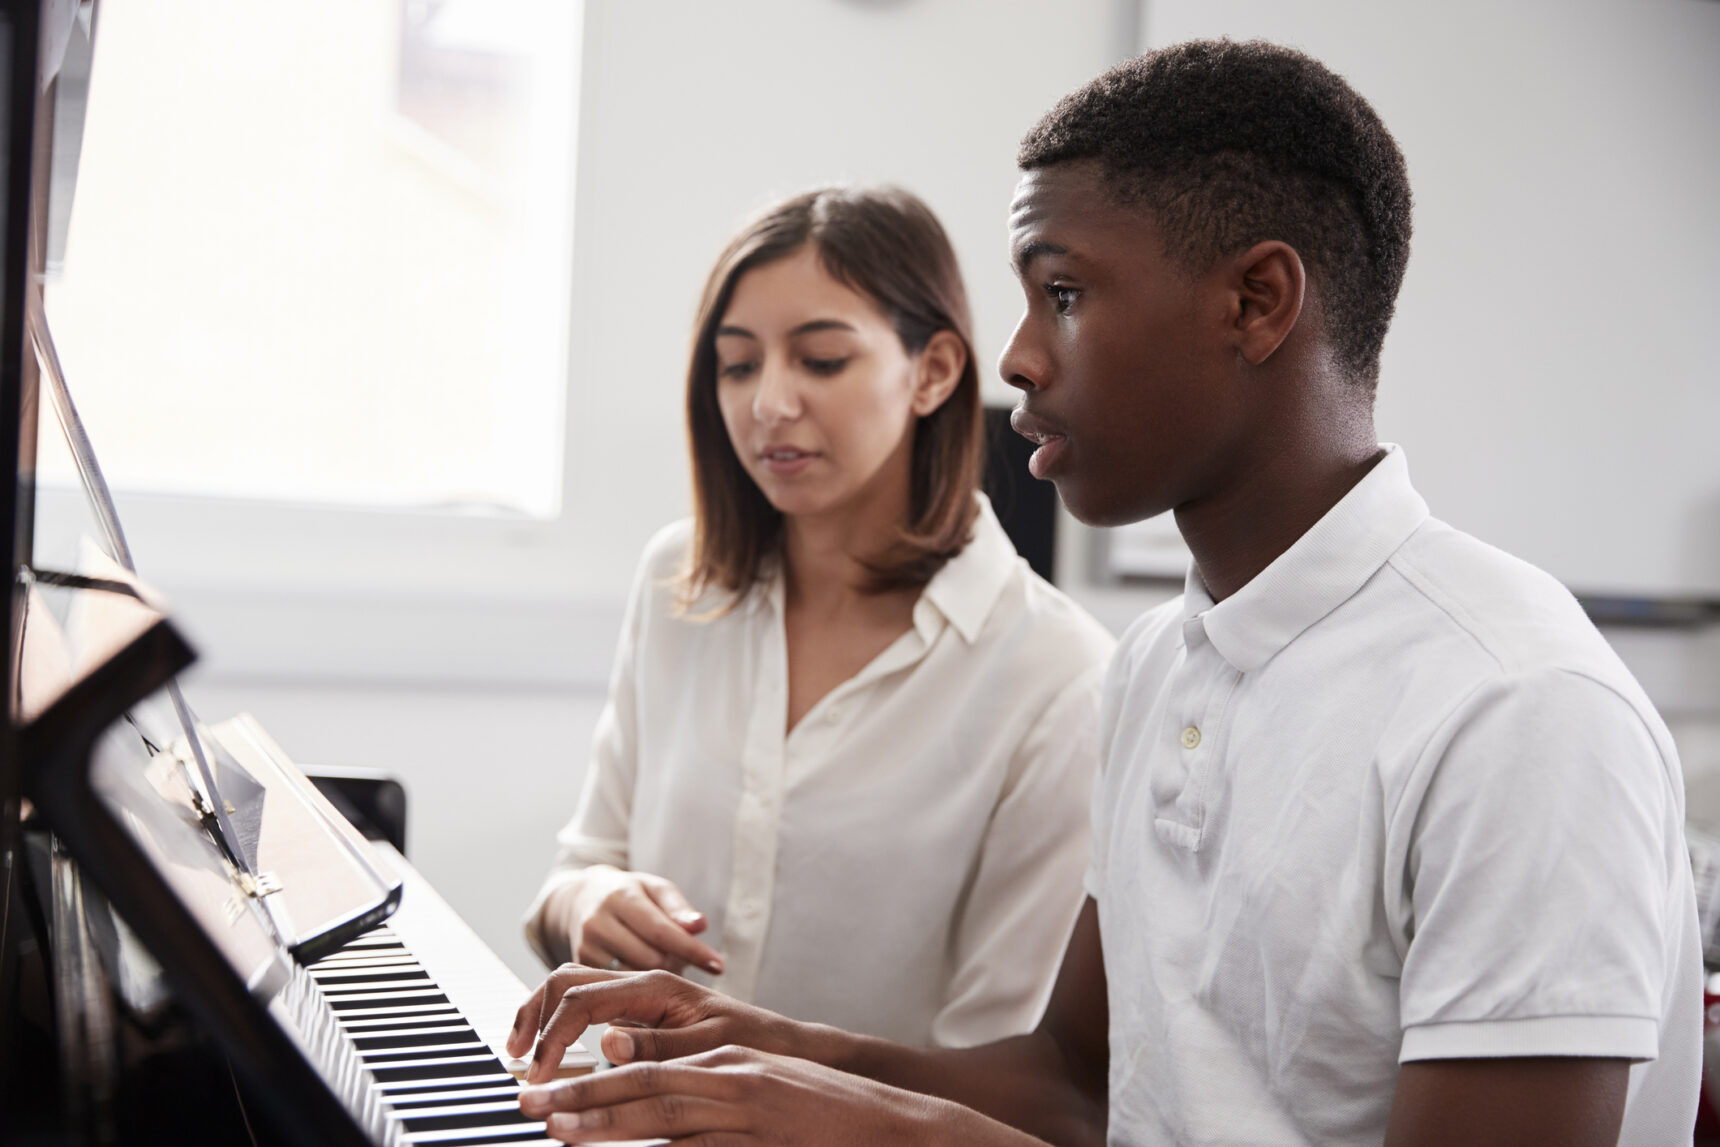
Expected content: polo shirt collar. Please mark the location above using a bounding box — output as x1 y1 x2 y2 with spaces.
1188 444 1429 673
921 493 1017 644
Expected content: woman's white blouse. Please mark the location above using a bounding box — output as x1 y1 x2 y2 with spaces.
524 499 1115 1048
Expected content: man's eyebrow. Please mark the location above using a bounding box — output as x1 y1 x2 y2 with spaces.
1012 239 1069 275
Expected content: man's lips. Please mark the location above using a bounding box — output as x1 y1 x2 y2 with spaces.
1010 407 1069 479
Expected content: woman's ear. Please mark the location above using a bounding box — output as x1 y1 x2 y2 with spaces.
910 330 967 417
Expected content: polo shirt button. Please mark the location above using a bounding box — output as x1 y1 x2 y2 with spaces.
1180 725 1201 750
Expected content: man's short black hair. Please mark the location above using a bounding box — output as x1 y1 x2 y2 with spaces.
1019 39 1412 388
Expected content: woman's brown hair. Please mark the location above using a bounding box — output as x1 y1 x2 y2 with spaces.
681 186 984 609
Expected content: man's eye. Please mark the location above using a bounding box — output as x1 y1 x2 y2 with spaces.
718 361 758 381
1044 284 1080 314
802 357 849 377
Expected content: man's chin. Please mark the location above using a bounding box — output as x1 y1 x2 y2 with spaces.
1054 482 1179 532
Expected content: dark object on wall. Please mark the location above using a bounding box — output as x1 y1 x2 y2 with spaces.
1575 595 1720 630
982 405 1058 583
307 767 408 857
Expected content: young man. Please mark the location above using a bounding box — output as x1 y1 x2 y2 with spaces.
506 40 1701 1146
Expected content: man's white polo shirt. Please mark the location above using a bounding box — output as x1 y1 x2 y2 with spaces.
1090 445 1701 1146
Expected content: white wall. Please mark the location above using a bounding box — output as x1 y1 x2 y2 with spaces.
160 0 1720 984
1133 0 1720 598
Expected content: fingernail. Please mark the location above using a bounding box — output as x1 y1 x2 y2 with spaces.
674 910 702 926
518 1085 547 1114
609 1029 634 1062
546 1113 577 1140
705 958 723 974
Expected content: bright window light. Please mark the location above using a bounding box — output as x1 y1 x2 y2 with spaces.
42 0 579 518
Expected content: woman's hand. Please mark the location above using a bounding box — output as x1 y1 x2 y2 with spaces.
508 966 808 1084
519 1045 1032 1145
549 865 724 976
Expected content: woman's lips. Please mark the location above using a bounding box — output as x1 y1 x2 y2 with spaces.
1009 408 1068 479
760 448 816 477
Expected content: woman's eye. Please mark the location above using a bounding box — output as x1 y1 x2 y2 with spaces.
717 361 759 381
802 357 849 377
1044 284 1080 315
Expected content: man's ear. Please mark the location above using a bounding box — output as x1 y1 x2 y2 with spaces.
910 329 968 416
1227 240 1305 367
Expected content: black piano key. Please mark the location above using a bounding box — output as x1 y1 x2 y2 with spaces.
403 1133 553 1146
371 1058 510 1083
379 1079 523 1099
343 1017 470 1034
313 970 435 986
402 1108 539 1133
356 1030 483 1051
388 1090 524 1110
329 992 451 1011
363 1046 491 1065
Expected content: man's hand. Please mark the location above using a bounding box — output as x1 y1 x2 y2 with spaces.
507 898 1110 1145
518 1045 1047 1145
506 966 809 1085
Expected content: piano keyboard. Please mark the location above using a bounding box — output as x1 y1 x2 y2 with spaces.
307 926 555 1145
291 843 597 1146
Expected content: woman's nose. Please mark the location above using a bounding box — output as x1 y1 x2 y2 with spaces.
752 360 801 422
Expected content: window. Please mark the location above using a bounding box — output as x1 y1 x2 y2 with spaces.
42 0 579 517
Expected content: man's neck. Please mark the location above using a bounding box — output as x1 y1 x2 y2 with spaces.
1176 421 1383 603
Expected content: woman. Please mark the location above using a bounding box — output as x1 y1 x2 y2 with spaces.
523 187 1113 1048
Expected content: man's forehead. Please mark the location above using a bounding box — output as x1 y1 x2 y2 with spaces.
1008 161 1148 261
1008 163 1107 228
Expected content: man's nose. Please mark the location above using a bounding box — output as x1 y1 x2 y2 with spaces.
997 311 1045 393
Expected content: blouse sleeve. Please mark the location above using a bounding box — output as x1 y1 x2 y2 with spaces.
520 539 656 965
929 662 1107 1047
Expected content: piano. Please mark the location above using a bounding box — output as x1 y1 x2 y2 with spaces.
0 2 594 1142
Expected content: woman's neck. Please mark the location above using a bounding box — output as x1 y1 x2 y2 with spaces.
779 459 914 615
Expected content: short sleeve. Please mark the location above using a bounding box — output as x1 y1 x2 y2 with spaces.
1394 669 1679 1062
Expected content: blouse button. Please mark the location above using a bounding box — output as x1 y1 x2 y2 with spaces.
1180 725 1202 750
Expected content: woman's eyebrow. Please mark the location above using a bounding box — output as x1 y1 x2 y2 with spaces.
788 319 857 337
714 325 757 340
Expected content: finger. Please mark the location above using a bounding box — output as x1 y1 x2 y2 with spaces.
583 912 674 972
529 972 691 1083
526 966 631 1069
640 875 710 935
508 977 552 1058
522 1059 742 1119
601 1018 732 1065
616 886 724 974
541 1093 743 1143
